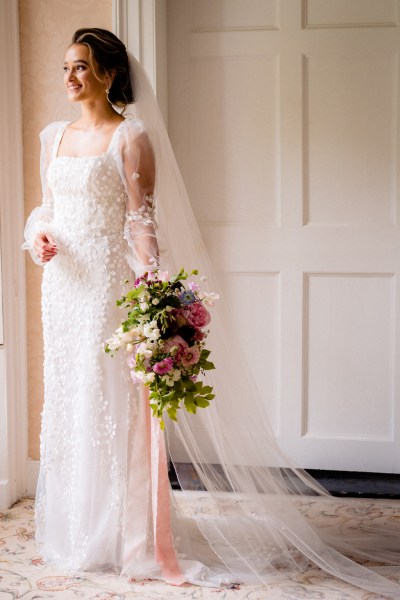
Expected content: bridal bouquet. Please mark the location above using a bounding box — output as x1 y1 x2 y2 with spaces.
105 268 219 428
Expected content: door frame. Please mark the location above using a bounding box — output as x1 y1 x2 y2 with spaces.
113 0 168 121
0 0 28 508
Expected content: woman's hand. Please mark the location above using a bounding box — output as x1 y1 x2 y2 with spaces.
33 232 58 263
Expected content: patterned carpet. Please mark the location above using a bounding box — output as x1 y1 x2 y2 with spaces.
0 496 399 599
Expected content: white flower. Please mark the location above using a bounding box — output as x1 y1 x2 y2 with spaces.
137 287 150 300
147 270 158 282
140 302 149 311
149 328 160 341
159 271 170 282
105 339 120 351
198 291 219 306
136 342 145 352
132 370 154 384
164 369 181 386
172 369 181 381
121 329 139 343
152 298 160 305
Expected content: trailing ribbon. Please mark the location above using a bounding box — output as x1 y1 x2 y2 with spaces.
148 386 185 585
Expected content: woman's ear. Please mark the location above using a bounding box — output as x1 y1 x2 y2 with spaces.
105 68 117 86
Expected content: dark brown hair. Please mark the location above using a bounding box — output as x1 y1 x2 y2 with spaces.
71 28 134 107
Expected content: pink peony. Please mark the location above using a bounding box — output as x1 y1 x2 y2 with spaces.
153 357 174 375
184 302 211 329
180 346 201 367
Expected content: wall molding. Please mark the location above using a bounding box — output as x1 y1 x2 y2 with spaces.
26 460 40 497
0 0 28 508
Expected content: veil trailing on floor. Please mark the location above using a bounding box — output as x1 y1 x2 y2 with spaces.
127 53 400 597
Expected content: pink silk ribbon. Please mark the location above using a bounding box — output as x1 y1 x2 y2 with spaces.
146 388 185 585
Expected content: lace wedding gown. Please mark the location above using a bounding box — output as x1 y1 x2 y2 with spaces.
24 117 400 597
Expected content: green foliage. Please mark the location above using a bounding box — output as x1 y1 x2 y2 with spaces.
148 373 215 425
107 268 216 427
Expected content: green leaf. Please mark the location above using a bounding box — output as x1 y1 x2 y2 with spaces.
202 361 215 371
201 385 213 394
184 397 197 414
167 406 178 421
195 398 210 408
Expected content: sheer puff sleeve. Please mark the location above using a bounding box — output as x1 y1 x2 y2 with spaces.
116 119 159 277
22 122 62 266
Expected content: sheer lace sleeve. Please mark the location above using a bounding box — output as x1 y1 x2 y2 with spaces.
117 120 159 276
22 122 62 266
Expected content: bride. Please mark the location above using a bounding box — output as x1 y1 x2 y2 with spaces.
23 27 400 597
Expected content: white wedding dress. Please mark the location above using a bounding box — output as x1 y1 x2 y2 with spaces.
26 118 158 571
24 112 400 597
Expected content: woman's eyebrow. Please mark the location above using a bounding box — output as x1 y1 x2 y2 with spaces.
63 59 89 65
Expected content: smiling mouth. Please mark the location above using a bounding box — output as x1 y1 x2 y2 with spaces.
68 85 81 91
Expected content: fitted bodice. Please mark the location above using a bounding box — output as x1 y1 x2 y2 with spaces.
47 152 127 240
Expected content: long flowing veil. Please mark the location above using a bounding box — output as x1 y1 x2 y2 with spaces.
128 53 400 597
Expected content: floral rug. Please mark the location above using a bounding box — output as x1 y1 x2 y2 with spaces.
0 496 399 599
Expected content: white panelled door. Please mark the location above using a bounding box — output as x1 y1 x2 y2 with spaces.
166 0 400 472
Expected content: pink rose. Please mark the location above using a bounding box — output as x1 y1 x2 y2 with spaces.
184 302 211 329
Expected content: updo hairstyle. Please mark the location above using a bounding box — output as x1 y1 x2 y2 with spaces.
72 28 134 107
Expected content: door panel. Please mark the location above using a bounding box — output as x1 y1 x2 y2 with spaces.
167 0 400 471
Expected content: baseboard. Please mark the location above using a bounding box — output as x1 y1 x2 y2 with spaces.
26 459 39 497
21 461 400 500
306 469 400 498
0 479 12 509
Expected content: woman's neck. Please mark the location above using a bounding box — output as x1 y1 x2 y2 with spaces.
77 100 123 129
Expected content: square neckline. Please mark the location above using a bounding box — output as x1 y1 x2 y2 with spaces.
54 119 126 160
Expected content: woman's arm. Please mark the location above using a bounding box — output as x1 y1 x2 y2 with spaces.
22 123 60 265
121 126 159 276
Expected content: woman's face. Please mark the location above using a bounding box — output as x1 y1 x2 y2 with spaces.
63 43 107 103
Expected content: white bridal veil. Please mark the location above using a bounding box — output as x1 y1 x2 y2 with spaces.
128 53 400 597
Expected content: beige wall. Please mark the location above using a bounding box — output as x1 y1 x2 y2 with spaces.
19 0 112 460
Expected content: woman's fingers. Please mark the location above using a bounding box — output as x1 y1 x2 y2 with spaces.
46 233 57 249
33 232 58 262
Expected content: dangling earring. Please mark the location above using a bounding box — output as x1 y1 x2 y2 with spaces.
105 82 112 105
